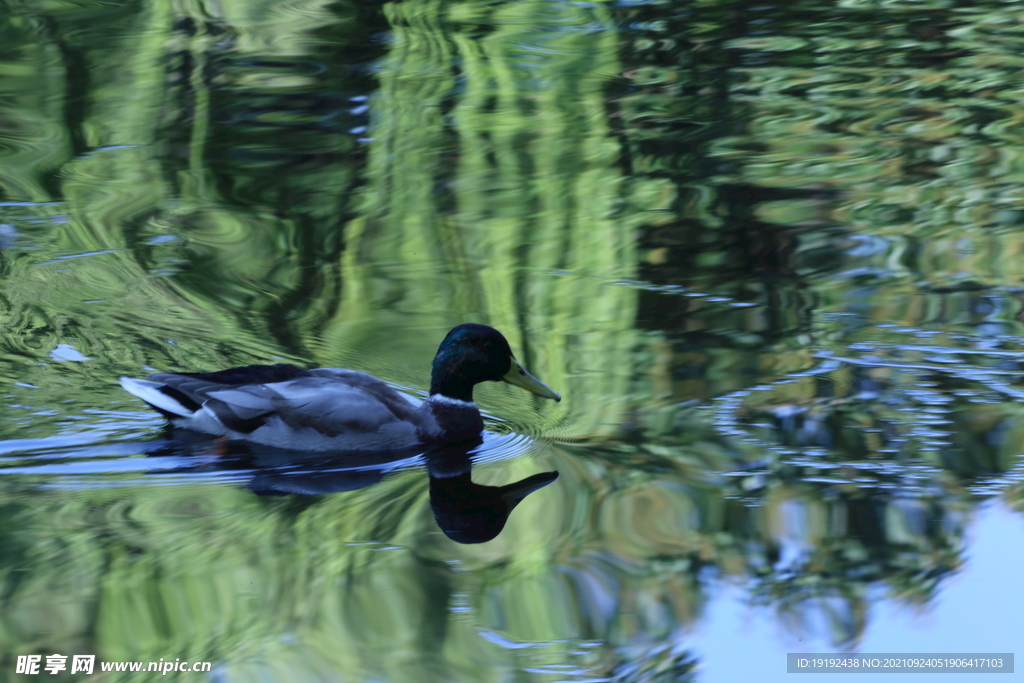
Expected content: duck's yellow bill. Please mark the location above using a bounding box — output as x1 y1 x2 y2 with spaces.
503 360 561 402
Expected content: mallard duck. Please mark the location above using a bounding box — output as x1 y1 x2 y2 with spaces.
120 324 560 452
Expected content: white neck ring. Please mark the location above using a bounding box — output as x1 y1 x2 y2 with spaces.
428 394 477 408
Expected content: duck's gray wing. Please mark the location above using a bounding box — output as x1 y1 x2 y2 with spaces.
139 365 421 438
266 371 421 436
202 371 421 436
306 369 422 418
146 363 309 417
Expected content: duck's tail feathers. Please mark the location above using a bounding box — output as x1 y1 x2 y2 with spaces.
120 377 197 418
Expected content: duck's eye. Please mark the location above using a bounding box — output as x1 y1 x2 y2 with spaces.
519 368 525 375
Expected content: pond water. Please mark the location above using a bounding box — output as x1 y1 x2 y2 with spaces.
2 0 1024 681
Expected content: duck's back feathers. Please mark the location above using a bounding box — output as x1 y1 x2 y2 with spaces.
163 363 309 386
122 364 424 452
245 371 421 436
121 364 308 420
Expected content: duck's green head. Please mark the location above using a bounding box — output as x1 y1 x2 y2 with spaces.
430 324 561 403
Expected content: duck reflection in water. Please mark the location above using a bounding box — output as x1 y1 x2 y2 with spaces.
172 436 558 544
424 444 558 544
